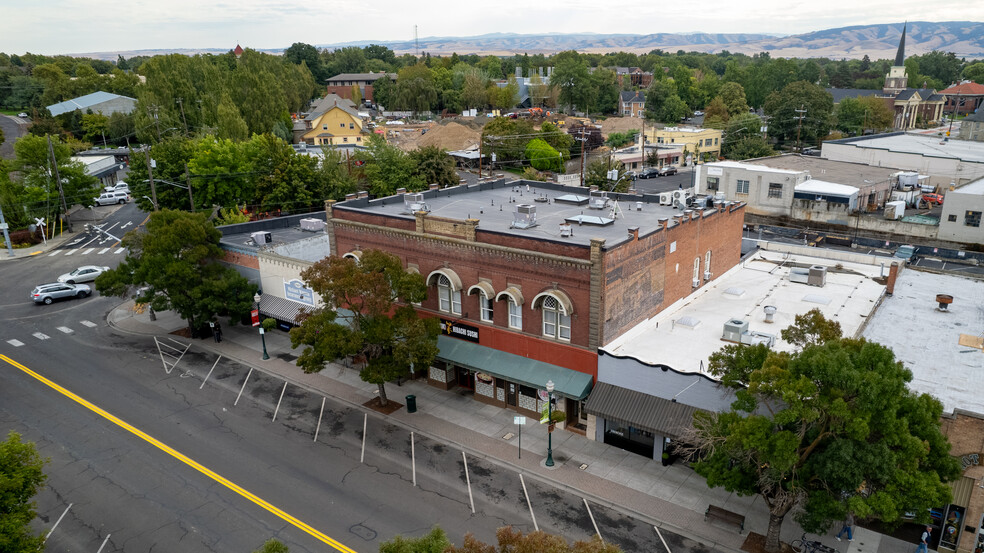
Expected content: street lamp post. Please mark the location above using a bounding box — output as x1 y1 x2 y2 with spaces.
254 292 269 360
545 379 555 467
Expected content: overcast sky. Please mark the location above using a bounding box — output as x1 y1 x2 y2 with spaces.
3 0 982 56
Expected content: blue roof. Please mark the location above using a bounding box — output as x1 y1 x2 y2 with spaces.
47 91 136 117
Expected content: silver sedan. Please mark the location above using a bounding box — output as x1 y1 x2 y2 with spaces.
57 265 111 284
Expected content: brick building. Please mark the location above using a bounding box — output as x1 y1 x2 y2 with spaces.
325 72 396 104
324 178 745 428
940 410 984 553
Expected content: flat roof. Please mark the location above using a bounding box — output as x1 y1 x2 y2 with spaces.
746 154 901 186
602 244 890 376
953 176 984 195
795 179 859 196
825 132 984 164
219 213 330 262
705 160 800 175
862 269 984 414
335 179 720 249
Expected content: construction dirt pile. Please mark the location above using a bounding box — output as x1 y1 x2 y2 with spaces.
597 116 646 137
398 121 482 152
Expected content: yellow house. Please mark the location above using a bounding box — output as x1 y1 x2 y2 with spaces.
301 100 365 147
647 126 722 165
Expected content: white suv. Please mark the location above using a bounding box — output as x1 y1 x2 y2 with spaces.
94 191 129 206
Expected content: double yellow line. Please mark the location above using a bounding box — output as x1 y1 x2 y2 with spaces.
1 354 357 553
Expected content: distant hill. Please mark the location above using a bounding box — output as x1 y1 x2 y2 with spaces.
68 21 984 61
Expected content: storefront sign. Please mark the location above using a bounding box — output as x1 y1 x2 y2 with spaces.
476 372 494 385
284 279 315 306
962 453 980 470
441 318 479 342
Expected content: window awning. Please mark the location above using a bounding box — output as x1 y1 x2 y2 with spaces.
584 382 700 439
436 335 593 400
496 286 524 305
467 281 495 298
259 295 308 324
532 290 574 316
427 268 463 291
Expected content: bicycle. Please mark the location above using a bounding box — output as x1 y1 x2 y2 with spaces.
790 534 839 553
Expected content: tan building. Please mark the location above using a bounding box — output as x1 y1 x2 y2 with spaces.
647 126 722 165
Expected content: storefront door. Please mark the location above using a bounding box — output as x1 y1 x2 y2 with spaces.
457 366 474 390
603 420 655 458
506 382 517 407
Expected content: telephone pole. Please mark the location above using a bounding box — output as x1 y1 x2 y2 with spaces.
146 146 159 211
47 135 72 232
794 105 807 153
176 98 188 135
184 163 196 212
150 105 161 141
579 127 587 187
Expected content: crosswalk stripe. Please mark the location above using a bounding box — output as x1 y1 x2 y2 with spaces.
32 332 50 340
48 251 61 257
115 247 125 254
80 320 97 328
64 249 76 256
57 327 74 335
99 247 110 254
6 339 24 347
82 248 95 255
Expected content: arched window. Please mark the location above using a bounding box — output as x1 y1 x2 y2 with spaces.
437 275 461 314
508 298 522 329
541 296 571 340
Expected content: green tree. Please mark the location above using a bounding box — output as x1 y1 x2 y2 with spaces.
0 432 48 553
379 527 450 553
251 133 319 213
289 249 440 407
703 97 729 129
550 51 590 113
410 146 458 187
963 62 984 84
254 539 289 553
719 82 750 117
763 81 834 149
911 51 962 87
835 96 895 135
525 138 562 172
81 112 110 145
394 64 437 117
314 146 358 201
481 117 535 164
689 312 961 553
357 135 423 197
187 135 257 209
95 210 257 335
12 133 99 223
585 157 629 192
723 136 774 160
645 79 689 123
446 527 621 553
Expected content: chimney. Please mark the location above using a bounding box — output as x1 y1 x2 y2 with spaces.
628 227 639 240
396 187 407 195
429 183 440 190
886 262 900 295
357 191 368 199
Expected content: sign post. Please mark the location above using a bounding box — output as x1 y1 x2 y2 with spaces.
514 416 526 459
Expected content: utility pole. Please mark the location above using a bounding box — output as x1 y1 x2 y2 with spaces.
478 135 483 178
176 98 188 135
794 105 807 153
0 201 14 257
183 163 196 212
150 105 161 141
146 146 159 211
579 127 586 187
47 135 72 232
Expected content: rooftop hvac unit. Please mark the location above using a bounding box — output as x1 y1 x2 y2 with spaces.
898 171 918 188
299 218 325 232
659 192 673 206
402 192 429 214
250 231 272 245
789 267 810 284
808 265 827 287
722 319 748 342
559 224 572 237
512 204 538 229
588 190 610 210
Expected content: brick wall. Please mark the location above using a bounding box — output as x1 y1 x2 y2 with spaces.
941 411 984 553
222 250 259 269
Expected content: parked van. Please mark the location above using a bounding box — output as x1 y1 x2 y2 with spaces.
94 191 129 206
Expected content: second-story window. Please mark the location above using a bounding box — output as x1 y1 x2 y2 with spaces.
508 300 522 329
438 275 461 314
479 291 493 322
541 296 571 341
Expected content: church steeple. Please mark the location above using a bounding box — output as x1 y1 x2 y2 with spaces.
894 22 907 66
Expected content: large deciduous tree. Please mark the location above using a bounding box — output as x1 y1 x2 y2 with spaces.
0 431 48 553
763 80 834 149
95 210 257 335
835 96 895 135
289 250 440 407
687 310 960 553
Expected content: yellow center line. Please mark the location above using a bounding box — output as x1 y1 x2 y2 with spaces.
1 354 357 553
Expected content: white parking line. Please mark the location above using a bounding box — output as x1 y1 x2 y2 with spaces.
82 248 95 255
6 339 24 347
80 320 97 327
98 247 110 254
57 326 74 334
32 332 50 340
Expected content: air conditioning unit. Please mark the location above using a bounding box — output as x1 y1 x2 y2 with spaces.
250 231 272 245
511 204 537 229
722 319 748 342
703 270 712 280
808 265 827 287
402 192 429 214
659 192 673 205
588 190 609 210
299 218 325 232
692 278 700 288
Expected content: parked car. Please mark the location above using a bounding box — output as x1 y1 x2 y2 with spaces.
636 168 661 179
894 245 917 262
658 165 678 176
31 283 91 304
694 110 704 116
94 191 129 206
57 265 110 284
18 112 29 118
105 182 130 194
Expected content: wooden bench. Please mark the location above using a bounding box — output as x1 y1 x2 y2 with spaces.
704 504 745 533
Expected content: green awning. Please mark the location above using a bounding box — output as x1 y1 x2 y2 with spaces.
436 335 594 399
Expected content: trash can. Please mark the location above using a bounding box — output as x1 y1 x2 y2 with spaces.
405 395 417 413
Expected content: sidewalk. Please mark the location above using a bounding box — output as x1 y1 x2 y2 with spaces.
107 303 917 553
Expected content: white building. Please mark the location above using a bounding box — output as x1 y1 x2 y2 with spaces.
938 177 984 243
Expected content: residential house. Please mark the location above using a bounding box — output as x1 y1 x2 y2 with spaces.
647 126 722 165
619 91 646 117
612 67 653 89
940 81 984 117
298 95 366 147
958 109 984 142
